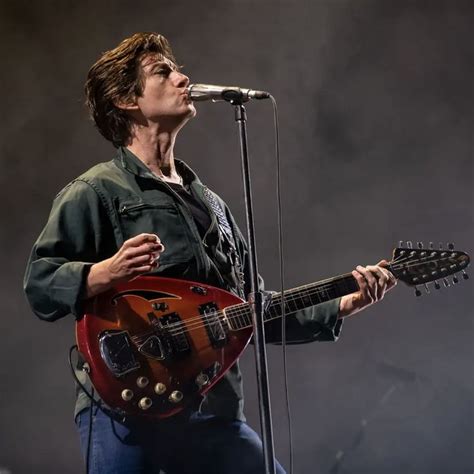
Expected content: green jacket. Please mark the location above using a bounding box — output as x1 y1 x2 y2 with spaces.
24 147 342 421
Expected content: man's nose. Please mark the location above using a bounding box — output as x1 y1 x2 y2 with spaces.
173 71 190 88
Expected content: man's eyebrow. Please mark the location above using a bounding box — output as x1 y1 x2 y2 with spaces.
150 60 181 70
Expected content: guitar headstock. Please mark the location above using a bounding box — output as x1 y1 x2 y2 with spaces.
388 241 470 295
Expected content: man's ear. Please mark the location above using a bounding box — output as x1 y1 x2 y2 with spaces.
115 98 139 111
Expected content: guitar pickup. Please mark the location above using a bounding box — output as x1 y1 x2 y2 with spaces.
199 303 227 348
160 312 190 357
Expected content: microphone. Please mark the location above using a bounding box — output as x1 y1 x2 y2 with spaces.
186 83 271 103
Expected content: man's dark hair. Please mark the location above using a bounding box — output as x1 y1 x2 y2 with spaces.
85 33 177 147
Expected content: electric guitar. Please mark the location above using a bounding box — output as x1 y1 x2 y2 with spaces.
76 243 470 419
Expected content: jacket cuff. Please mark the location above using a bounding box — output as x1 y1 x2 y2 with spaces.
26 261 93 321
51 261 93 317
295 297 343 342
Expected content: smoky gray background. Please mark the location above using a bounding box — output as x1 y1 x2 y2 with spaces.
0 0 472 473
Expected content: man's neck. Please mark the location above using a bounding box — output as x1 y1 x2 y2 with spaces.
126 127 181 182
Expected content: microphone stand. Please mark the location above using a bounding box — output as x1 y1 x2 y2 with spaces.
232 100 276 474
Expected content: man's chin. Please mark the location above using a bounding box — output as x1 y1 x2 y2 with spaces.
186 104 197 118
172 107 196 131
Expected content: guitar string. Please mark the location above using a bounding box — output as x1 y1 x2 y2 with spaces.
129 270 364 340
129 255 457 341
129 274 357 342
129 253 413 338
128 255 426 341
130 277 356 345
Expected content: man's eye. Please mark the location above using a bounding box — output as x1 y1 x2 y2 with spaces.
155 68 171 76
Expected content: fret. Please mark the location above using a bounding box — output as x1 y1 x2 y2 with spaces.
320 286 330 302
231 307 241 329
239 308 249 328
267 301 280 319
226 273 360 330
286 295 299 313
228 304 247 330
226 307 237 329
309 288 323 305
242 308 252 327
301 286 313 307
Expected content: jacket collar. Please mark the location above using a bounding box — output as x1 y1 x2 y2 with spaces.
116 146 203 187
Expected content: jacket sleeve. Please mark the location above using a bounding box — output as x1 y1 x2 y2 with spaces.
262 297 342 344
23 180 113 321
226 205 343 344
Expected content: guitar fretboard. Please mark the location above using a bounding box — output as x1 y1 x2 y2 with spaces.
225 273 360 330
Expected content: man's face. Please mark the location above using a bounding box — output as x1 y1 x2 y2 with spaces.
133 54 196 128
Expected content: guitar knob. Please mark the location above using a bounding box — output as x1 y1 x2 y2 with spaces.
121 389 134 401
196 373 210 387
138 397 153 410
137 376 149 388
168 391 183 404
154 383 167 395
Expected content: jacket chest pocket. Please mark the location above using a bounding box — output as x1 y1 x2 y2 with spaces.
117 202 194 264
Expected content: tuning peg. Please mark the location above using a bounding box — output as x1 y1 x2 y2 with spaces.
452 275 459 284
448 243 455 250
434 280 441 290
439 242 444 250
414 286 422 297
424 283 430 294
407 241 413 249
462 270 469 280
443 278 450 287
417 242 423 249
399 240 404 248
429 242 434 249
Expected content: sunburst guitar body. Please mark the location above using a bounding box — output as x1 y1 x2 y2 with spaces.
77 277 251 418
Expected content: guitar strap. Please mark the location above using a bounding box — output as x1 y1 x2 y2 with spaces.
203 187 246 299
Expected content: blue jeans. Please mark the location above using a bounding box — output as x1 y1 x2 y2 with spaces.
76 406 286 474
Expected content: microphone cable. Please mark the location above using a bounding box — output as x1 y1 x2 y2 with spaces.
269 95 294 474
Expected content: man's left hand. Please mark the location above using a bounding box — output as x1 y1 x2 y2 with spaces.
338 260 397 318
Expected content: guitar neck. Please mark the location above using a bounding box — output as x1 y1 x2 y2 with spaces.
225 273 360 330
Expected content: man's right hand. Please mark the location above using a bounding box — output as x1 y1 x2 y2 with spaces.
85 233 164 299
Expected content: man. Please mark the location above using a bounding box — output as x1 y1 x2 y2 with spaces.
24 33 396 474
